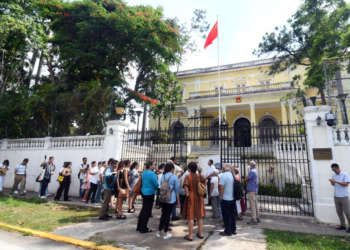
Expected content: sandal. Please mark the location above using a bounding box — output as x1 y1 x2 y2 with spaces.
184 235 193 241
117 214 127 220
196 233 204 239
128 208 135 213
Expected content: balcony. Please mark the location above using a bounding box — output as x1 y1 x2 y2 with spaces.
174 103 188 115
188 82 293 99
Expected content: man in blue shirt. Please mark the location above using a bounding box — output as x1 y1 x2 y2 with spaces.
245 161 261 225
219 163 237 236
99 158 118 221
330 163 350 232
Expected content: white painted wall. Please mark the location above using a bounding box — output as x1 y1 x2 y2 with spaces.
198 155 220 176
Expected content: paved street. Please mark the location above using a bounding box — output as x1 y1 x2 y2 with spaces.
0 229 86 250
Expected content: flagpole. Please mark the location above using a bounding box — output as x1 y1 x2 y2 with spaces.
217 16 222 162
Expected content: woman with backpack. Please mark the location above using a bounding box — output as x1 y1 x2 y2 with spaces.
182 162 207 241
136 160 159 233
156 163 180 240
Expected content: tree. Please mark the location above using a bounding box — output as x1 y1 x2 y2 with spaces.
253 0 350 105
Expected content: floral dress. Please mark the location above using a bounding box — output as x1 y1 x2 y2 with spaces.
128 169 139 195
182 173 206 220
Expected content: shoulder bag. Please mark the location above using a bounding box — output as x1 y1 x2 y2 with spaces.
132 174 142 195
197 174 207 196
117 171 129 199
36 164 46 183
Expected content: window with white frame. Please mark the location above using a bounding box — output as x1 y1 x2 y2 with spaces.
214 86 224 90
259 80 270 85
236 84 246 88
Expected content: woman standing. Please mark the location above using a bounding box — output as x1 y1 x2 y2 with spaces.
54 162 72 201
182 162 207 241
156 163 180 239
128 161 140 213
137 161 159 233
115 160 131 219
233 167 244 220
81 162 93 202
155 163 165 209
0 160 9 193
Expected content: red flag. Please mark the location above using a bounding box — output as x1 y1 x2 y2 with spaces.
204 21 218 49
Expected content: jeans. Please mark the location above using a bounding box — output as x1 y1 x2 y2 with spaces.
218 198 223 221
172 203 177 218
79 179 85 198
335 196 350 227
0 176 6 192
207 178 212 204
86 182 98 203
15 180 26 191
95 181 103 202
38 183 49 196
41 177 50 197
180 194 186 215
100 189 112 217
211 196 219 218
159 202 175 232
155 188 161 207
137 194 155 232
221 199 237 235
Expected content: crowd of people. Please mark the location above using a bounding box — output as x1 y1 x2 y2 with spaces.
0 156 263 240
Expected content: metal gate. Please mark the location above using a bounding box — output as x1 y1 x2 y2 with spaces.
221 120 314 216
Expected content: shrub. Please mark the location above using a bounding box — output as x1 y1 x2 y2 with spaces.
282 183 302 198
258 183 281 196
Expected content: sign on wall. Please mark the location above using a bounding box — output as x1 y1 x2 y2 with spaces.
313 148 333 160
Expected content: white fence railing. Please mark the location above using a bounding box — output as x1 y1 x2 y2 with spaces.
6 138 46 149
332 125 350 146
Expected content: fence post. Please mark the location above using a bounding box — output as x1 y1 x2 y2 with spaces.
104 120 130 160
301 106 337 223
44 137 51 149
1 139 8 149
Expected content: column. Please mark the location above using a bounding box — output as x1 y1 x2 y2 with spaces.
221 105 227 121
104 120 130 160
250 103 256 126
288 99 294 124
280 101 288 124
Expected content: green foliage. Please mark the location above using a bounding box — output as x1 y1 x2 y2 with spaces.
282 183 302 198
265 229 350 250
258 184 281 196
241 154 276 160
254 0 350 105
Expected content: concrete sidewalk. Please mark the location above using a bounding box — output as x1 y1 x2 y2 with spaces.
2 188 348 250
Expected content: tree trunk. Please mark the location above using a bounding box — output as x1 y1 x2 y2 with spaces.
158 116 161 130
24 49 38 88
46 56 56 86
140 104 147 146
35 51 45 85
319 87 327 105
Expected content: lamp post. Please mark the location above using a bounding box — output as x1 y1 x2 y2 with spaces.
337 93 349 125
306 87 319 106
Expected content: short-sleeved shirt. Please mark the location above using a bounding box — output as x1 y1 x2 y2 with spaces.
141 170 159 195
90 166 99 184
80 164 89 180
174 164 183 177
15 164 26 175
160 172 180 204
247 168 259 192
44 163 55 180
333 171 350 198
211 176 219 196
99 167 105 183
219 172 234 201
207 165 215 177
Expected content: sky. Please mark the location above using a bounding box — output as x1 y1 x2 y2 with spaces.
125 0 302 129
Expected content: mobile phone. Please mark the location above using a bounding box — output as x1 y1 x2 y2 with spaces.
45 155 47 160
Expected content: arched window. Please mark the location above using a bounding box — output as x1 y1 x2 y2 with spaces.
258 117 279 145
210 120 220 147
234 118 251 147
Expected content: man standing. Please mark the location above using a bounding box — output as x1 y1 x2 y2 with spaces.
99 158 118 221
79 157 89 198
245 161 261 225
85 161 99 203
219 163 236 236
330 163 350 232
40 156 56 199
206 159 215 205
9 158 29 196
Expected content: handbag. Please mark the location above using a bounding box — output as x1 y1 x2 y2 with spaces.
117 171 129 199
197 174 207 196
132 175 142 195
57 175 64 182
36 166 46 183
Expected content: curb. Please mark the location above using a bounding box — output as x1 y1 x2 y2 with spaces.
0 222 125 250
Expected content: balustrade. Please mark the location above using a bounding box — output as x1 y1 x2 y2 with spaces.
6 138 46 149
333 126 349 146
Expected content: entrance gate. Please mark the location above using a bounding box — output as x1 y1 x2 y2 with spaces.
121 118 314 217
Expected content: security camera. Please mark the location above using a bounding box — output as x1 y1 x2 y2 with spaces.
325 113 336 127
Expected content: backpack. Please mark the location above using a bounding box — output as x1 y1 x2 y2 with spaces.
233 175 244 201
159 174 174 203
104 167 117 189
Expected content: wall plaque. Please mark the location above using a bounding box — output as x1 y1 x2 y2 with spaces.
313 148 333 160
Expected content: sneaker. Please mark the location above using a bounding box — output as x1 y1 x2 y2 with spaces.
45 193 52 197
40 196 47 199
257 218 261 223
14 191 18 194
336 226 346 230
163 233 172 240
247 220 258 225
38 195 41 198
156 231 162 238
23 190 27 193
82 198 86 202
346 228 350 233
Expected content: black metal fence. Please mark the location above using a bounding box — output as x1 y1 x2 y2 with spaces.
121 119 314 216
